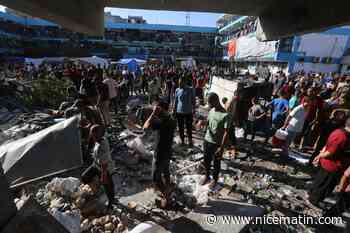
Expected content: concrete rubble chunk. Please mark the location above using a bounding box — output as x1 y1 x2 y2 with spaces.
1 196 71 233
128 221 170 233
49 208 81 233
46 177 81 197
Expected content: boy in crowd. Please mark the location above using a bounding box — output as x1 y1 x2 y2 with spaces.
82 124 115 208
244 97 266 142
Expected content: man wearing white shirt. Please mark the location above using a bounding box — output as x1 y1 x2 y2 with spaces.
282 97 310 150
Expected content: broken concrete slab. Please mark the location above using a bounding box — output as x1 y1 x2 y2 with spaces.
170 199 265 233
119 189 159 209
1 196 70 233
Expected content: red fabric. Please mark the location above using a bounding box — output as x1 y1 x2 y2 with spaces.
301 96 324 120
320 129 350 172
228 39 236 58
272 136 285 148
281 85 294 99
196 78 206 89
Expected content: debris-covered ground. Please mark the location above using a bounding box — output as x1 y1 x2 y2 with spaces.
3 92 349 233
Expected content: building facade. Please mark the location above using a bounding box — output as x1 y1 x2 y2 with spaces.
0 11 218 62
218 15 350 75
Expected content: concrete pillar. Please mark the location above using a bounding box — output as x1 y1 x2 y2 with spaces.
0 0 104 36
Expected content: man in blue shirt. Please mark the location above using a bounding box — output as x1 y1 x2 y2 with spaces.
268 92 289 134
174 77 196 146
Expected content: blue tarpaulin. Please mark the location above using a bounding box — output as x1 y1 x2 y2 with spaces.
117 58 146 73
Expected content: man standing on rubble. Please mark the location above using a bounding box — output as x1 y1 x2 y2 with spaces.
143 99 176 194
96 76 111 126
174 77 196 146
201 93 229 188
103 74 118 114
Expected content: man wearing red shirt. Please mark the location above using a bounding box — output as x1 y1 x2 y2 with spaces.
309 117 350 206
280 81 294 99
195 75 206 105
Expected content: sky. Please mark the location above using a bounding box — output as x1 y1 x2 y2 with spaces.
0 5 223 27
105 7 223 27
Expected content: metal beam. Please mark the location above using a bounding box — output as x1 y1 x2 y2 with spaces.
257 0 350 40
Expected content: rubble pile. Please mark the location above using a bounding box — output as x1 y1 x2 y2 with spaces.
33 177 128 233
5 92 346 233
216 142 323 233
0 113 58 145
0 77 33 103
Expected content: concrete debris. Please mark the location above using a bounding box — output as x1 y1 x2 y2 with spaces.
177 175 210 205
0 113 59 145
4 86 340 233
82 214 126 233
45 177 81 197
1 196 71 233
31 176 129 233
50 208 81 233
128 221 169 233
126 137 152 156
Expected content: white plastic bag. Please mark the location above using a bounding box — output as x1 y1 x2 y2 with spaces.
274 129 288 140
194 184 210 205
50 208 81 233
235 128 245 138
178 175 210 205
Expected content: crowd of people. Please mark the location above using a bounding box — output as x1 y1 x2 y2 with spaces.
5 61 350 218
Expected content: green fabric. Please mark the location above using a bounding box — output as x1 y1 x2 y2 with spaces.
205 109 229 145
289 96 299 110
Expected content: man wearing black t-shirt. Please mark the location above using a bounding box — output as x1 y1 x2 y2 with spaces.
143 99 176 193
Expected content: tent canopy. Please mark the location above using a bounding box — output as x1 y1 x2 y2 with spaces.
117 58 146 65
25 57 67 67
116 58 146 73
73 56 109 68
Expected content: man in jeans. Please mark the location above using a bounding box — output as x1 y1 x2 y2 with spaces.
201 93 229 188
174 77 195 146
